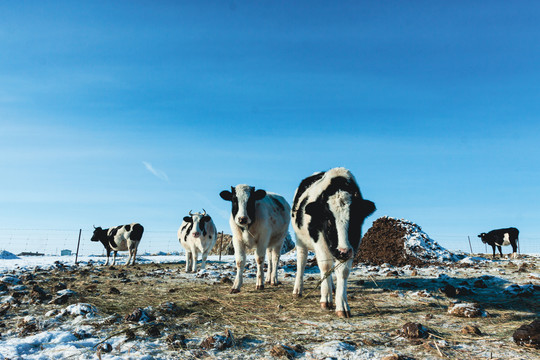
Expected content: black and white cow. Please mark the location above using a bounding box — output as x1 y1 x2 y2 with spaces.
91 223 144 266
478 227 519 259
178 209 218 272
220 184 291 293
291 168 375 318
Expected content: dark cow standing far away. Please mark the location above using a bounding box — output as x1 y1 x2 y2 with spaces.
478 227 519 259
91 223 144 266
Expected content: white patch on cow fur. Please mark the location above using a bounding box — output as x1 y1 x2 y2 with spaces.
502 233 511 246
234 184 253 225
327 190 352 251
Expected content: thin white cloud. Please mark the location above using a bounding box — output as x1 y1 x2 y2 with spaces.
142 161 169 182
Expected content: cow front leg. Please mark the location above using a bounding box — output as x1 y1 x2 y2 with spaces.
316 250 334 310
255 247 266 290
231 243 246 294
334 259 352 318
293 245 308 297
105 249 111 266
492 246 496 259
498 246 503 258
185 251 192 272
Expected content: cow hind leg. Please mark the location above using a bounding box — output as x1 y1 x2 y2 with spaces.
265 248 273 285
498 246 503 258
255 247 266 290
270 246 281 286
191 250 199 272
334 259 352 318
200 250 209 270
105 249 111 266
293 245 308 297
112 251 118 266
130 247 138 266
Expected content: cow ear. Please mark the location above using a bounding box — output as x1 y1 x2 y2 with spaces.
183 216 192 223
203 215 211 222
361 200 376 218
220 190 232 201
253 189 266 201
305 202 320 217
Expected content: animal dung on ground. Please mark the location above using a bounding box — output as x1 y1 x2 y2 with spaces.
460 325 482 335
199 329 235 350
399 322 429 339
355 216 461 267
447 303 485 318
513 319 540 349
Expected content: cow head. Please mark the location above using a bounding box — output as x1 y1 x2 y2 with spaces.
183 209 211 238
91 226 106 242
478 233 487 243
305 191 375 261
220 185 266 229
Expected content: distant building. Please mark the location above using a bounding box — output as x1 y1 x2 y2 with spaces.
61 249 72 256
17 252 44 256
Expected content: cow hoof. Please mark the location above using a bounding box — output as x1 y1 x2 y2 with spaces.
320 302 334 310
271 282 280 286
230 289 240 294
336 310 351 318
256 285 265 290
293 293 302 298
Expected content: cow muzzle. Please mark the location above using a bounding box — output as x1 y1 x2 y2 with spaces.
336 248 353 260
237 216 249 226
192 232 201 238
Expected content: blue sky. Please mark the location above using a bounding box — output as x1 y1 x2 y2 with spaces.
1 1 539 255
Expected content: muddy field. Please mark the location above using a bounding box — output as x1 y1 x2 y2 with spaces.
0 253 539 359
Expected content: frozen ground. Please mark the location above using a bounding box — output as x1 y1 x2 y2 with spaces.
0 252 539 359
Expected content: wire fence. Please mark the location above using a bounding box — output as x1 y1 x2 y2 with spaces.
0 228 184 257
0 228 538 257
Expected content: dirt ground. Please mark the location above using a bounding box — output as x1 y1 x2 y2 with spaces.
1 253 539 359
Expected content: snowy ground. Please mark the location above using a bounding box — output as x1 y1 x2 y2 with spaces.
0 252 539 359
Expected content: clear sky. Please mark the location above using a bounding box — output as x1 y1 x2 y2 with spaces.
1 1 539 255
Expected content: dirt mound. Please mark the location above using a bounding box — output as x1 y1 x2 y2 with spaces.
355 216 460 267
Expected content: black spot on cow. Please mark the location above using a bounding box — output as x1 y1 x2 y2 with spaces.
129 224 144 242
292 172 324 213
272 197 285 211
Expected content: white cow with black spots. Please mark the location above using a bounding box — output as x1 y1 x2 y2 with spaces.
291 168 375 318
178 210 218 272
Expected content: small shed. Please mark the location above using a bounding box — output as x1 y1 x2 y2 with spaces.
61 249 72 256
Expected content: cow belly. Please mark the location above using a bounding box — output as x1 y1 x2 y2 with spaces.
112 238 131 251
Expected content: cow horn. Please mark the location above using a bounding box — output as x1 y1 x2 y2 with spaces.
202 209 207 216
93 225 97 229
189 210 193 216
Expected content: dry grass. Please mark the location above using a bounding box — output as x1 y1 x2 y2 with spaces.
26 257 539 359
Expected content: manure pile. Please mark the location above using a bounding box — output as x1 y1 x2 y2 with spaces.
355 216 462 266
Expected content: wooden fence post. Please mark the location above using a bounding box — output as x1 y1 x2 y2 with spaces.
75 229 82 265
219 232 224 262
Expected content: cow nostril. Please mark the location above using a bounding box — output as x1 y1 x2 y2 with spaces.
238 217 248 225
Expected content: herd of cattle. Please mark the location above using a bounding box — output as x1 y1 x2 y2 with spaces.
90 167 520 318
